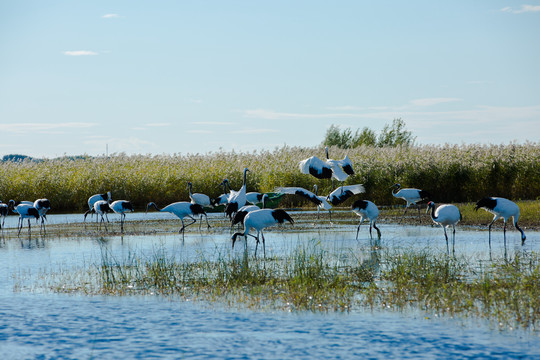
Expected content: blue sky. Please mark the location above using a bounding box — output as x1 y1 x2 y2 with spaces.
1 1 539 158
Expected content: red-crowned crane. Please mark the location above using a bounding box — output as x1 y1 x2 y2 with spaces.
275 185 332 220
324 146 354 183
231 198 267 229
276 184 364 221
8 200 34 229
299 147 354 186
187 181 212 229
33 198 51 233
8 202 39 236
326 184 365 205
92 200 112 230
475 197 526 247
391 183 431 223
426 201 461 253
231 208 294 258
246 192 268 206
84 192 112 221
224 168 249 219
213 179 231 207
146 201 207 239
110 200 134 233
352 200 381 240
0 202 8 231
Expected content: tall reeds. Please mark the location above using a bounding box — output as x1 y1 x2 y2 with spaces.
1 143 538 211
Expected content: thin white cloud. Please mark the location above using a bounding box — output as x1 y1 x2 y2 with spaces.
500 5 540 13
191 121 238 126
145 122 171 127
409 98 462 107
63 50 98 56
188 130 213 134
243 105 540 126
0 122 96 134
325 106 366 111
102 13 120 18
244 109 345 120
229 128 279 134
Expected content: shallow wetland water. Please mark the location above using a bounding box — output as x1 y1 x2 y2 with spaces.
0 211 539 358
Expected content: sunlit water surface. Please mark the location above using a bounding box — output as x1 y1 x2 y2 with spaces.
0 212 538 359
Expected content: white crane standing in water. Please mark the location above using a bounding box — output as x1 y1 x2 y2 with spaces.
475 197 526 247
390 183 431 223
146 201 207 240
231 209 294 258
426 201 461 254
352 199 381 240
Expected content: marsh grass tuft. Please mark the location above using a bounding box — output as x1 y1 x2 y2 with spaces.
48 243 540 329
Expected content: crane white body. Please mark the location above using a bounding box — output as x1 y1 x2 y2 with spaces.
231 204 262 228
8 200 35 230
9 203 40 235
275 185 332 220
188 181 212 228
324 147 354 182
427 201 461 253
231 209 294 258
352 200 380 240
85 192 111 221
298 147 354 183
93 200 112 229
299 156 333 179
245 192 268 206
391 183 430 223
146 201 207 237
0 202 8 230
326 184 365 205
225 168 249 219
33 198 51 232
110 200 134 232
475 197 526 246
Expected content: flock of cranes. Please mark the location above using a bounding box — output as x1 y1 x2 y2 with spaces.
0 147 528 257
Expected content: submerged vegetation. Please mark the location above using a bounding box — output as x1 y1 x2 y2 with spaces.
0 143 539 212
47 243 540 330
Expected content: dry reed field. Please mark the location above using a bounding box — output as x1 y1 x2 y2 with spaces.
1 143 538 213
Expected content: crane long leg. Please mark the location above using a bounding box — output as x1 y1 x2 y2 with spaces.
452 225 456 255
198 214 211 230
399 206 410 224
120 213 125 233
254 233 260 257
261 231 266 259
503 221 507 248
487 218 497 250
443 226 449 254
179 216 197 234
356 219 363 240
373 223 381 240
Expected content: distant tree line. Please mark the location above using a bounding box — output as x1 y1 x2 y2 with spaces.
323 118 416 148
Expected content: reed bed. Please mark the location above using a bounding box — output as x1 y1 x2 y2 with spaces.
1 143 539 212
47 243 540 330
